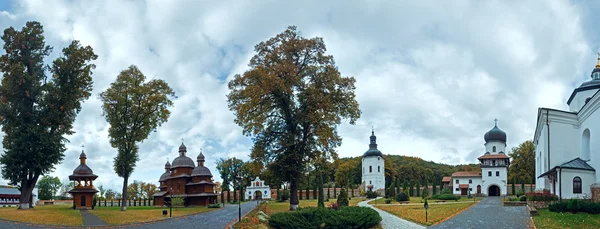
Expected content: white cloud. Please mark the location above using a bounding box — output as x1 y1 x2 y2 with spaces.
0 0 595 192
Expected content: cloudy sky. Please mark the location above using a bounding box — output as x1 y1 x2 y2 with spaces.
0 0 599 192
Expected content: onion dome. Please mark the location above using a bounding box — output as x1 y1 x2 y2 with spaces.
192 150 212 177
568 54 600 105
164 160 171 169
171 142 195 169
363 128 383 157
159 171 171 182
484 119 506 143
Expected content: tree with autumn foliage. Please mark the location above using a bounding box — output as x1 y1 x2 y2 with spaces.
0 21 97 209
227 26 361 210
508 140 535 184
100 65 175 211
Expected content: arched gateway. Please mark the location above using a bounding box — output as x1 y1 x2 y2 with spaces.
488 185 500 196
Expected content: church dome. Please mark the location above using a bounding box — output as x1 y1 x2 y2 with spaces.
363 129 383 157
171 155 195 169
484 122 506 143
159 172 171 181
191 166 213 177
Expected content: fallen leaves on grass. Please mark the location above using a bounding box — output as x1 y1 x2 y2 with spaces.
0 204 83 226
532 208 600 229
91 206 217 225
376 202 476 226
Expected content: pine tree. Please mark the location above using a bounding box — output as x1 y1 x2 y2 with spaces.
416 182 421 197
337 188 349 207
402 181 408 194
299 188 303 200
409 183 414 196
306 186 310 200
432 180 437 195
313 183 317 199
521 180 525 193
389 180 396 198
421 181 429 198
334 185 337 199
512 178 516 195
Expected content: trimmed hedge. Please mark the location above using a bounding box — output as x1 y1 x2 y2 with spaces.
269 207 382 229
525 191 558 201
366 190 378 199
396 192 409 201
431 194 460 201
549 199 600 214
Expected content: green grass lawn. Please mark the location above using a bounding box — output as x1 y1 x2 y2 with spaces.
532 209 600 229
368 196 482 205
0 204 83 226
92 206 218 225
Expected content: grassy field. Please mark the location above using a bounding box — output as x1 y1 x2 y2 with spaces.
92 206 218 225
0 205 83 226
376 202 477 226
532 209 600 229
368 196 482 205
265 198 364 215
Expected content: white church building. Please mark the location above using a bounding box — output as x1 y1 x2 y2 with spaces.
535 56 600 200
361 129 385 192
446 120 509 196
245 177 271 200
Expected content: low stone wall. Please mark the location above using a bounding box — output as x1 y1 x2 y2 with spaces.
592 183 600 203
527 200 557 209
503 201 527 206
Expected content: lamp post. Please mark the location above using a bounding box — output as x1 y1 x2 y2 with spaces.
236 176 242 222
169 187 173 217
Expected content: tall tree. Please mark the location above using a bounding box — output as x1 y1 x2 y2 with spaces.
105 189 116 200
216 157 246 192
0 22 97 209
227 26 361 210
140 182 158 199
100 65 175 211
37 176 62 200
98 185 105 200
59 181 74 198
508 140 535 184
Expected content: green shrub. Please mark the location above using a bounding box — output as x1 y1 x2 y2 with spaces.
516 189 524 197
520 196 527 202
385 199 391 204
366 190 378 199
337 188 349 207
268 207 382 229
548 199 600 214
208 203 221 208
440 188 451 194
171 197 185 207
431 194 459 201
279 189 290 202
396 192 409 201
92 196 97 209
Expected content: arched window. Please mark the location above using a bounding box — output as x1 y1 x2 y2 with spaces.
369 166 372 173
493 146 496 152
582 129 591 161
363 167 365 174
378 166 380 172
573 177 582 194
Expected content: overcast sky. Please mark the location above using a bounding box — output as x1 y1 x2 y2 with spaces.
0 0 599 192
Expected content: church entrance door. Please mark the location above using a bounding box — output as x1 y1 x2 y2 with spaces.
254 190 262 200
81 195 86 206
461 188 467 195
488 185 500 196
477 185 481 194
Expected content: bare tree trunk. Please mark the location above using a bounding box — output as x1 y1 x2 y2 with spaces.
18 176 38 210
121 176 129 211
289 181 299 211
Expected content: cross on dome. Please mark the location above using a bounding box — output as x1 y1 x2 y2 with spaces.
596 52 600 68
494 118 498 126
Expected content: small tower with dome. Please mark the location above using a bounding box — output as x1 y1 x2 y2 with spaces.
68 148 98 210
478 119 510 196
361 127 385 192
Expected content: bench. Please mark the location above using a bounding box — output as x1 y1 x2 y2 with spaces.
44 201 54 205
435 200 447 203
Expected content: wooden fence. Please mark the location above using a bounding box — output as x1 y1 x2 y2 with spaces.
95 199 154 207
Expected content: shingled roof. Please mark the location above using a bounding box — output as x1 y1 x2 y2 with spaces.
538 157 595 178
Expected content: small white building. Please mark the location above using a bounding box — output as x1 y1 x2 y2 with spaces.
361 129 385 192
245 177 271 200
448 120 509 196
535 55 600 200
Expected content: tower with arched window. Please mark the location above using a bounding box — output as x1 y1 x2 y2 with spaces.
68 150 98 210
361 128 385 192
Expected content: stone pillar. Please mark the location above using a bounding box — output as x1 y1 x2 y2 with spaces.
592 183 600 203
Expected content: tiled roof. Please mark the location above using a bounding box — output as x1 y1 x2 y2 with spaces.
452 171 481 177
478 154 510 160
442 176 451 182
152 191 167 197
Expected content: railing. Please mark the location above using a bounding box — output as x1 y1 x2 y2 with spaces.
95 199 155 207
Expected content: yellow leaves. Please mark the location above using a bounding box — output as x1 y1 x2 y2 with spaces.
376 202 477 226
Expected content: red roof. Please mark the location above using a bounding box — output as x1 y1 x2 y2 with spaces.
452 171 481 177
442 176 451 182
459 184 469 188
478 154 510 160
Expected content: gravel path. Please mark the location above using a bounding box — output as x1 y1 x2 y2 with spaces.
81 209 108 226
358 198 425 229
0 201 258 229
429 197 530 229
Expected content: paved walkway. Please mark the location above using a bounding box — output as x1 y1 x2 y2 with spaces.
0 201 257 229
81 209 108 226
358 197 425 229
429 197 530 229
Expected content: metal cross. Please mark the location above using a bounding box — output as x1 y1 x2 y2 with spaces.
181 138 184 144
81 143 85 151
494 118 498 126
597 52 600 60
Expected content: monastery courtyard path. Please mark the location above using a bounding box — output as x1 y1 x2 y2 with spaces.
429 197 530 229
359 198 425 229
0 201 257 229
